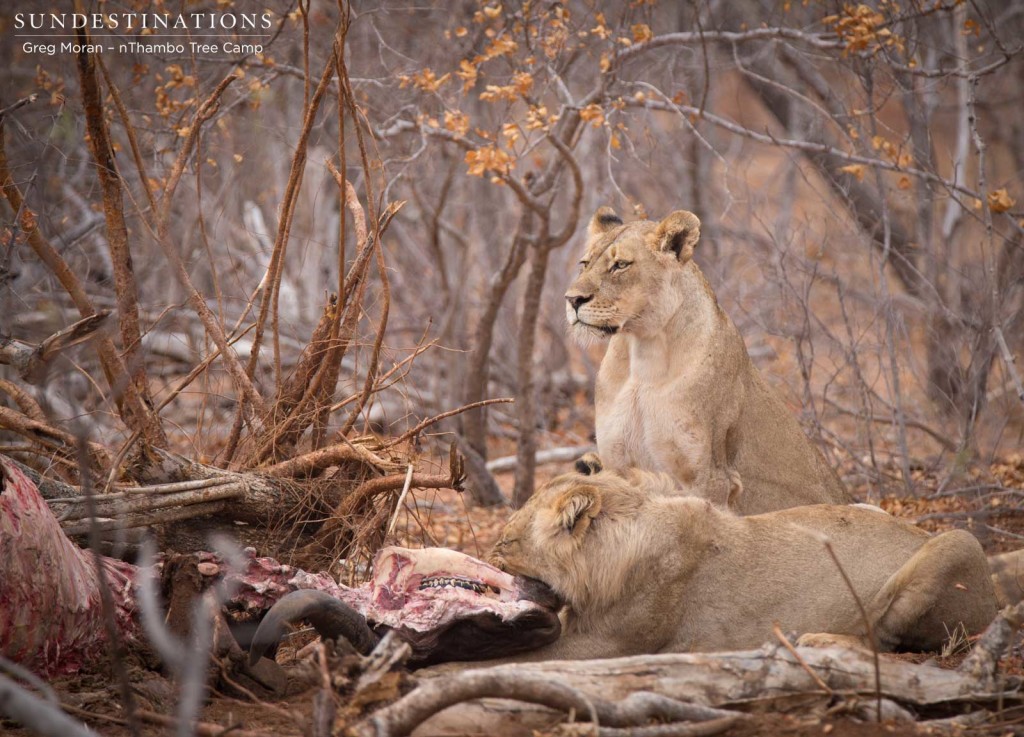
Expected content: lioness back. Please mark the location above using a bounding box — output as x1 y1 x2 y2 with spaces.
565 207 849 514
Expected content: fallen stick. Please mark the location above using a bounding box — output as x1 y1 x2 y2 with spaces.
486 445 595 474
360 641 1022 736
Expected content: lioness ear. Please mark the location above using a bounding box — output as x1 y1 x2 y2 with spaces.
557 486 601 536
653 210 701 262
588 207 623 239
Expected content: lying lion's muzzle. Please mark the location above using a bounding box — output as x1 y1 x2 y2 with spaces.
248 547 562 667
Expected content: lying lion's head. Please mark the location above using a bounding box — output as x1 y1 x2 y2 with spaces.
490 470 659 611
565 207 701 339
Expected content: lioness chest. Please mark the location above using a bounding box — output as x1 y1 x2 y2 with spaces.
596 375 705 485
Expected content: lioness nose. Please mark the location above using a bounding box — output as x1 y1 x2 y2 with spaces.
566 294 593 311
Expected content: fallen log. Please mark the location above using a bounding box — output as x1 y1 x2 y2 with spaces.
15 439 395 533
358 642 1022 736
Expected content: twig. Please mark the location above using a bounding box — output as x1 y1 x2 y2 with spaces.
246 47 337 396
0 312 112 385
994 327 1024 406
386 398 514 448
0 406 111 467
0 674 98 737
0 94 38 123
329 339 438 412
75 28 163 448
821 539 882 722
77 433 141 736
62 500 230 535
95 55 157 215
0 379 46 421
384 464 415 539
261 442 394 478
0 656 60 705
0 128 155 439
62 703 279 737
771 624 835 696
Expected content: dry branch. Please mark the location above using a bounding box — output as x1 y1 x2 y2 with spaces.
351 669 746 737
261 442 397 479
0 129 159 440
310 445 465 556
486 446 595 474
75 34 163 448
0 312 111 385
387 398 514 449
246 296 342 466
150 72 267 420
372 641 1021 736
0 406 111 469
0 380 45 422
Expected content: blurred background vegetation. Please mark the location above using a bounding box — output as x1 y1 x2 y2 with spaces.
1 0 1022 517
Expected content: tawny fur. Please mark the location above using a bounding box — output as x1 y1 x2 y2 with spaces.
488 469 999 661
565 208 849 513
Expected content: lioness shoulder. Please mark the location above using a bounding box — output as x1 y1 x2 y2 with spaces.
565 207 849 514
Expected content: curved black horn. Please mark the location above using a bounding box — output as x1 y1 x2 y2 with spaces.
248 590 379 666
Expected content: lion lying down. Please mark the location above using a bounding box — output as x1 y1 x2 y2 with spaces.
252 469 1020 665
487 468 1000 659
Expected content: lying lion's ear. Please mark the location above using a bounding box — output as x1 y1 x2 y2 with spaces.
653 210 701 262
557 486 601 536
588 207 623 239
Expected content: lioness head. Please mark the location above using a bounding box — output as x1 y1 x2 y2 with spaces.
565 207 701 339
490 471 650 610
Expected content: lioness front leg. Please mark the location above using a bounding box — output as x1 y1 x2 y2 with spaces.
694 465 740 508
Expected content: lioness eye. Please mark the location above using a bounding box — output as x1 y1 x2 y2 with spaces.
610 260 632 272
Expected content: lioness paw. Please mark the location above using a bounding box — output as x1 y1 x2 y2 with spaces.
796 632 871 651
575 452 604 476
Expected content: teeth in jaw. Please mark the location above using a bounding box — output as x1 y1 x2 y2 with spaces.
418 576 500 595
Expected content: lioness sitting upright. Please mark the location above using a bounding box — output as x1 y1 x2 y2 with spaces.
489 469 998 658
565 207 849 513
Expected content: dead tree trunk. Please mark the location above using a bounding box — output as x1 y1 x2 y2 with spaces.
360 641 1021 736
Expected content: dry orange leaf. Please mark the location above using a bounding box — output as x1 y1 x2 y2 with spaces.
631 23 653 43
838 164 866 181
988 188 1016 213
